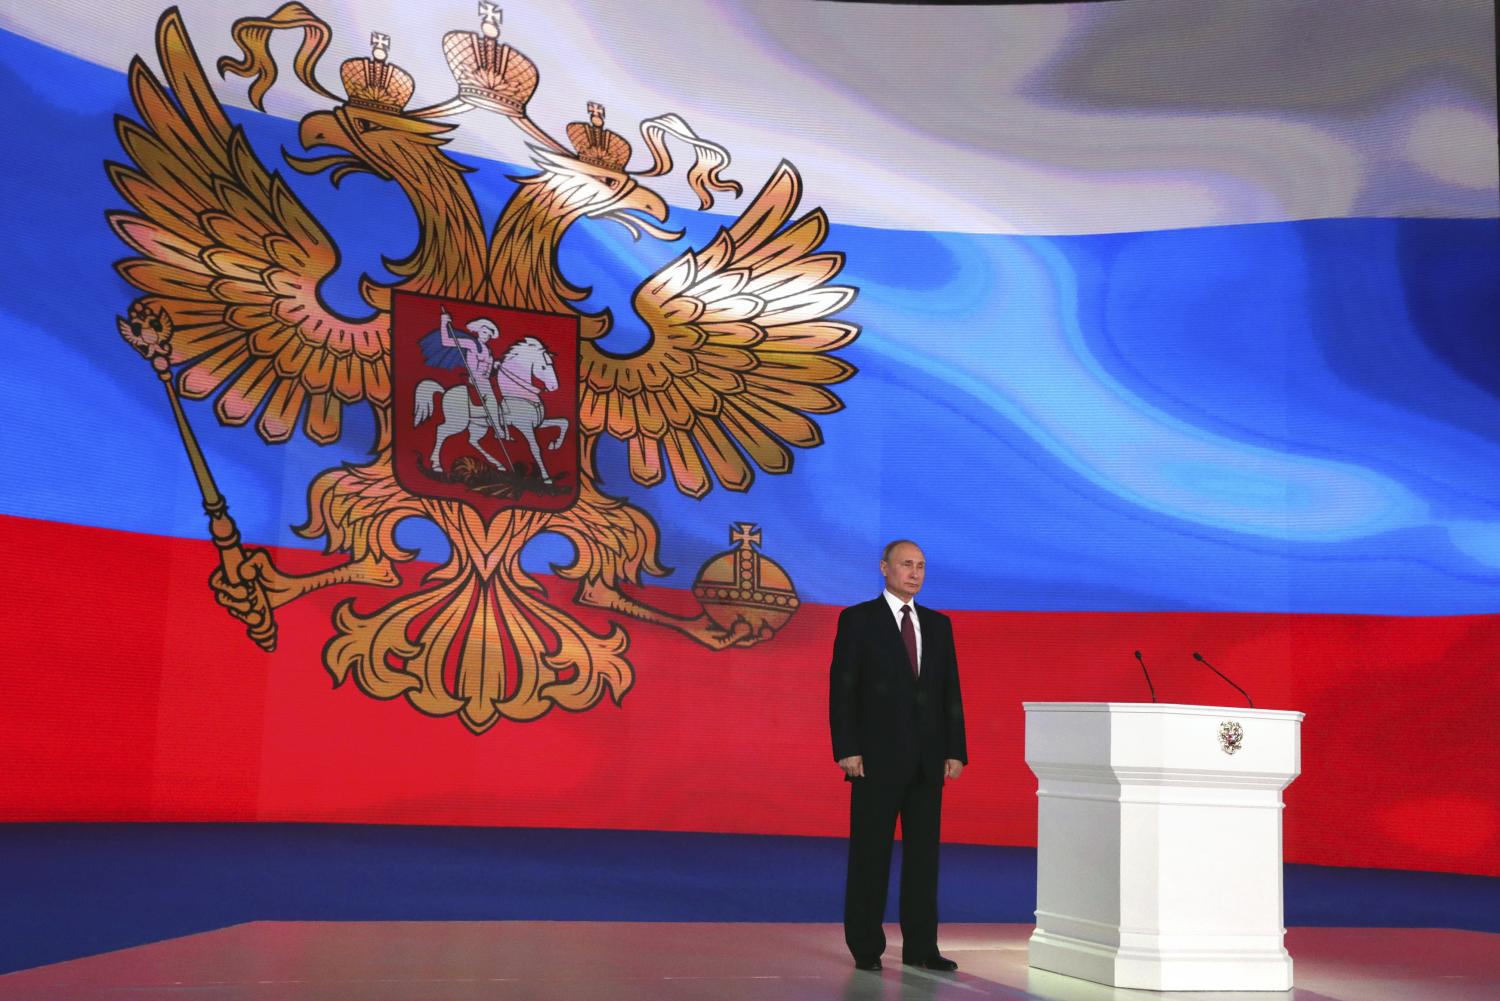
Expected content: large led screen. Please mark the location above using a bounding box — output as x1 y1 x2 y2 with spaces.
1 0 1496 876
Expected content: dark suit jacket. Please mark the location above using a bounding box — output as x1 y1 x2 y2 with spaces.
829 596 968 784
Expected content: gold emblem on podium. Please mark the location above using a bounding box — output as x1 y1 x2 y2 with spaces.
1219 720 1245 755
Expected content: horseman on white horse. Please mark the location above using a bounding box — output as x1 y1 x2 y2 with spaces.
414 309 510 473
414 310 570 484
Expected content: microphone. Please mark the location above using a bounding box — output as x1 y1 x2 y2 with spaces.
1193 651 1254 708
1133 650 1158 703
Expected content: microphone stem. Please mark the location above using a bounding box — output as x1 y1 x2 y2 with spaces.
1196 654 1253 708
1134 652 1158 703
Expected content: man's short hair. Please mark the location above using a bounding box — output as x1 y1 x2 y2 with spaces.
881 539 921 563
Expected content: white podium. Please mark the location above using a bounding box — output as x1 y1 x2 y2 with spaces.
1024 702 1303 992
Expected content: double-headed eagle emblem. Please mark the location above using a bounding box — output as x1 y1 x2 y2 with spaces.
109 3 859 732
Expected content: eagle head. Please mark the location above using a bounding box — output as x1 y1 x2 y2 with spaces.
528 147 678 242
289 105 462 187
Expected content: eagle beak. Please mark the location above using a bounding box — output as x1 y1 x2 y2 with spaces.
606 186 679 242
286 110 388 184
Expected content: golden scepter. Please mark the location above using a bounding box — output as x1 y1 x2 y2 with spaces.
117 300 277 651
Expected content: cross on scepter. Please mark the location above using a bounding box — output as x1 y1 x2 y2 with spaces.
116 300 278 651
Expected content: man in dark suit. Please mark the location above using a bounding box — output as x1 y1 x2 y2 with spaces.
829 539 968 973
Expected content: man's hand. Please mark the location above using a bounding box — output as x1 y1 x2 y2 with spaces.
838 755 865 779
944 759 964 780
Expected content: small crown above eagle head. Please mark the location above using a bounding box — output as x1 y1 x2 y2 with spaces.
441 2 538 117
340 32 415 114
567 103 631 171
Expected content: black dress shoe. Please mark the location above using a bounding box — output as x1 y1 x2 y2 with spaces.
904 954 958 972
853 957 883 971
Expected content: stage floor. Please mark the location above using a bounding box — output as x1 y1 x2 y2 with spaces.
0 923 1494 1000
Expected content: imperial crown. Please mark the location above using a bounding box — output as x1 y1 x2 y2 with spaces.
441 3 538 117
340 32 414 114
567 103 632 172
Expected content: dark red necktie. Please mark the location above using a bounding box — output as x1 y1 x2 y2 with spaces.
900 604 919 678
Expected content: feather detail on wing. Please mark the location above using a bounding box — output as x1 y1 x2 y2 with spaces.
580 161 859 497
106 9 387 446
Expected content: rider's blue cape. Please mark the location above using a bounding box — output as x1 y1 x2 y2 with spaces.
418 326 477 371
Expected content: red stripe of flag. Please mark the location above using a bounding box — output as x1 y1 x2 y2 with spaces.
1 514 1495 876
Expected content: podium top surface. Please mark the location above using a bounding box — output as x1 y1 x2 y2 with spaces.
1023 701 1304 722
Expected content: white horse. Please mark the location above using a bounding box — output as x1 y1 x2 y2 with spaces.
494 337 570 484
414 337 569 482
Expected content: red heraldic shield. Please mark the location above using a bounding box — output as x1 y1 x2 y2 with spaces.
391 291 580 516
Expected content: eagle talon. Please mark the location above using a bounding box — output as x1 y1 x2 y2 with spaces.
575 582 767 651
690 614 766 651
209 548 297 622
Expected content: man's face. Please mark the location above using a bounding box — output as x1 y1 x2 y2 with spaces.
881 543 926 602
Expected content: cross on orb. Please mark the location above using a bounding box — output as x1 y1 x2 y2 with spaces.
731 523 762 550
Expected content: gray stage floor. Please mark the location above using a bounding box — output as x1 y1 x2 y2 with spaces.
0 922 1494 1001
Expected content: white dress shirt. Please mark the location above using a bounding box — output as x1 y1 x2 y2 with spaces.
882 589 922 674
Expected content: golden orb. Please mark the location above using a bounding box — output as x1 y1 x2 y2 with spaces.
693 523 800 639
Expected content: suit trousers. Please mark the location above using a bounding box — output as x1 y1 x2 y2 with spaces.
843 769 943 962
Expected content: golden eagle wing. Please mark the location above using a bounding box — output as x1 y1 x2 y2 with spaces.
106 9 387 445
580 162 859 497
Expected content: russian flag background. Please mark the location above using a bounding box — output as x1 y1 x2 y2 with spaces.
1 0 1497 916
